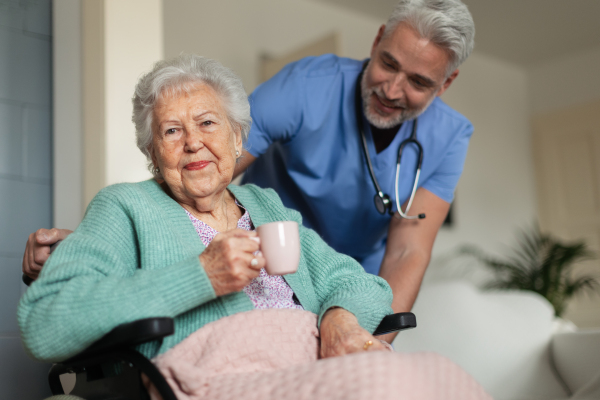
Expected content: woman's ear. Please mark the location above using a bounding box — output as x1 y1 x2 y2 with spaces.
149 146 158 170
234 126 243 153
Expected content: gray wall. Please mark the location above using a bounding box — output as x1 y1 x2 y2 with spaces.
0 0 53 397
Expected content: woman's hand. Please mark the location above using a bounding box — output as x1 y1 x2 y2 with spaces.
319 307 387 359
200 229 265 297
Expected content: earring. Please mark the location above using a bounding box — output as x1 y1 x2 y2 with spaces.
153 166 160 175
236 150 240 157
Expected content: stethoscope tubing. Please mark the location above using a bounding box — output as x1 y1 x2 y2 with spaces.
356 62 425 219
395 131 424 219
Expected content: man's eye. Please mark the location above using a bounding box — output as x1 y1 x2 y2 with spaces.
412 79 428 89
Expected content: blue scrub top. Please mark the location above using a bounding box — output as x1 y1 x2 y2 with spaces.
242 55 473 275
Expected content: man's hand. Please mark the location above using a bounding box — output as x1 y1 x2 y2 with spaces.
22 228 73 280
319 307 387 359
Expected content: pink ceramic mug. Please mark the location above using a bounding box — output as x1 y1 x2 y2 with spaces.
256 221 300 275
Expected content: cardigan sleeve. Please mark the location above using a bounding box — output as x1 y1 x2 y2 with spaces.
18 187 216 362
288 209 394 333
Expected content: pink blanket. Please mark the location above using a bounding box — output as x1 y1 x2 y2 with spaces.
149 309 492 400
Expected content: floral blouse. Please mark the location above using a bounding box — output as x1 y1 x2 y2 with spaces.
184 202 304 310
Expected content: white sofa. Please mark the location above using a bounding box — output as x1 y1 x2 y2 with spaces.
393 280 600 400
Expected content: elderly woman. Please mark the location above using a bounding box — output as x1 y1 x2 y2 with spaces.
19 55 489 400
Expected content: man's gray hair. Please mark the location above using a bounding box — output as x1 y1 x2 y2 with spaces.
384 0 475 75
132 54 252 177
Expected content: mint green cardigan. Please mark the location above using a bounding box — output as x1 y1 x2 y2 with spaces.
18 180 393 362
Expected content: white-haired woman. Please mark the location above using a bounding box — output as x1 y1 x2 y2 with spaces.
19 54 489 400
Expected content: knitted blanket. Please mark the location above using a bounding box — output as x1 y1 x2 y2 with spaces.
148 309 492 400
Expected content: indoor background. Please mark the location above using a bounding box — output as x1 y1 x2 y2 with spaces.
1 0 599 398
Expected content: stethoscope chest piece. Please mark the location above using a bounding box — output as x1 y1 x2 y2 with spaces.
374 192 392 215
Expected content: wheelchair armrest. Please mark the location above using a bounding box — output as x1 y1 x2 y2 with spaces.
22 274 33 286
67 317 174 361
49 318 175 398
373 312 416 336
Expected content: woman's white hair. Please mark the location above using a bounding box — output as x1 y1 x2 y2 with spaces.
384 0 475 76
132 54 252 178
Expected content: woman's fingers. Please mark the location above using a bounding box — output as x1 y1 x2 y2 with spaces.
225 228 259 240
364 338 387 352
246 251 265 271
376 339 394 352
319 308 389 359
215 229 260 253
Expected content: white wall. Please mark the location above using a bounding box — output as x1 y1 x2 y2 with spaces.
54 0 163 216
104 0 162 186
529 45 600 114
427 53 537 281
163 0 382 92
53 0 83 229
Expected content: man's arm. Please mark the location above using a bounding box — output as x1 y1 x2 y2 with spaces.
377 187 450 342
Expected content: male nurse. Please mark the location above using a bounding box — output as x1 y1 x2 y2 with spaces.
23 0 474 342
235 0 475 338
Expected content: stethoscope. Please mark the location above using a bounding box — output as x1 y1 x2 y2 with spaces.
355 66 426 220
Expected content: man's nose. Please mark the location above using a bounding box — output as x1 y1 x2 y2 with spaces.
384 74 407 101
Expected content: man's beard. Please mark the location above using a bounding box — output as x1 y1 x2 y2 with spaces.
361 74 433 129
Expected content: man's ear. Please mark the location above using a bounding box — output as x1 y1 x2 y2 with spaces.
437 69 459 97
370 24 386 58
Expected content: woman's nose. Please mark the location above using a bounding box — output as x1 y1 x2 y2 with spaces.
184 130 204 153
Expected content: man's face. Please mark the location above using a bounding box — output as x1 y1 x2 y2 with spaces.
362 22 458 129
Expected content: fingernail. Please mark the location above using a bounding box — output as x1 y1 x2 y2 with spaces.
38 233 48 241
250 237 260 244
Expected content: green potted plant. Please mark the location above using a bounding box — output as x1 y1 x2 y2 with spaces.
460 226 599 317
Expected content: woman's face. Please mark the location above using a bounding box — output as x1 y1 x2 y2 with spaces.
151 83 242 205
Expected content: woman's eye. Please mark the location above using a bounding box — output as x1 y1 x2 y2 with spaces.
202 120 214 126
165 128 177 135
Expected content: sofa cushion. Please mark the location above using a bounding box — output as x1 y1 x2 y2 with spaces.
552 329 600 398
393 281 569 400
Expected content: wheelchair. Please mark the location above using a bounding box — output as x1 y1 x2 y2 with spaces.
23 278 416 399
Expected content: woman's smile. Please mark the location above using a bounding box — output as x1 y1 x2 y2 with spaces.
185 161 211 170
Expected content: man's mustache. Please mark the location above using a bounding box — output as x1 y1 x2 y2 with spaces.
371 87 406 109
